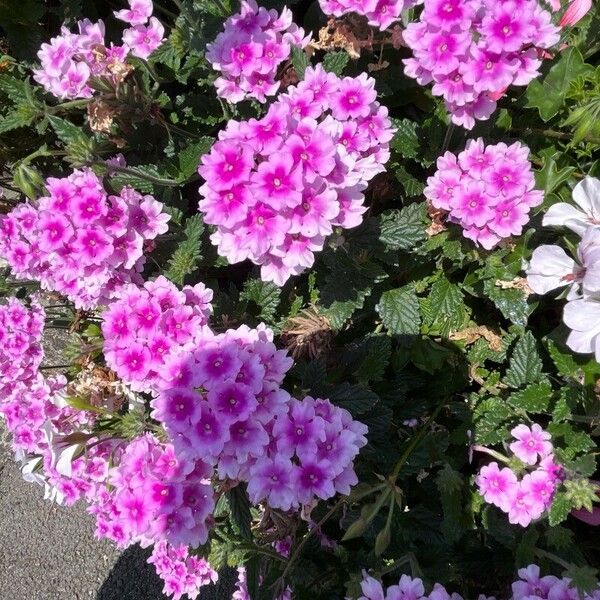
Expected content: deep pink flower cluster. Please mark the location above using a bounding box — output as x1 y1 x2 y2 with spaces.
357 565 600 600
148 541 218 600
424 139 543 249
102 277 213 392
403 0 560 129
318 0 422 31
198 65 394 285
0 296 44 391
0 169 170 310
476 424 562 527
90 433 215 548
34 1 163 99
206 0 310 103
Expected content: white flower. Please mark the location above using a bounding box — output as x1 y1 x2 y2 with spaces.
543 176 600 236
563 297 600 360
526 245 579 297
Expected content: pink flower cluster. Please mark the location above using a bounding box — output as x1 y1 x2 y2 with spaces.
0 169 170 310
526 177 600 361
148 541 218 600
424 139 543 249
318 0 422 31
476 424 562 527
357 565 600 600
102 277 213 392
206 0 310 103
34 1 163 99
403 0 560 129
198 65 394 285
90 434 215 549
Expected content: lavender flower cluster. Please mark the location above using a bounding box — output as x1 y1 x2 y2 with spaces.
476 425 562 527
424 139 543 249
526 177 600 360
403 0 560 129
206 0 310 103
34 0 163 99
357 566 600 600
318 0 422 31
0 168 170 309
198 65 394 285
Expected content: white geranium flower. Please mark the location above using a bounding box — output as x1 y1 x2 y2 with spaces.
526 245 579 297
564 297 600 360
543 176 600 236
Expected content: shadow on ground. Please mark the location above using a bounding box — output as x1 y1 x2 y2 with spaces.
96 545 238 600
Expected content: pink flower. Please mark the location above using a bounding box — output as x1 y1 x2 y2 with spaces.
333 74 377 120
509 424 553 465
476 462 518 511
247 455 296 510
114 0 153 25
560 0 592 26
122 17 164 59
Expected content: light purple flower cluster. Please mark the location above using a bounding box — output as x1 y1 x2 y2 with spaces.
318 0 422 31
148 541 218 600
403 0 560 129
198 65 394 285
357 565 600 600
424 139 543 249
0 169 170 310
206 0 310 104
34 0 163 99
476 424 562 527
102 277 213 392
526 177 600 361
90 433 215 548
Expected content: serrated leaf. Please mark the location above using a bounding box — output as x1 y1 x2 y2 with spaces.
322 51 349 75
390 118 419 159
175 136 213 182
226 484 252 540
507 381 552 412
505 332 543 388
473 397 513 444
355 335 391 382
379 204 428 251
329 383 379 416
422 277 464 328
563 565 600 595
240 279 280 323
483 280 530 327
548 492 572 526
377 286 420 336
291 46 310 79
526 48 593 121
165 215 204 285
395 165 426 197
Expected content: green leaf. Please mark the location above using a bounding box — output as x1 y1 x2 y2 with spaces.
110 164 166 193
483 280 530 327
505 332 543 388
507 381 552 412
548 491 572 526
390 118 420 159
535 149 576 196
240 279 280 324
175 137 213 182
379 204 428 251
421 277 464 329
563 565 600 596
291 47 310 79
526 48 594 121
395 165 426 197
329 383 379 416
473 397 513 444
226 484 252 540
377 286 421 336
355 335 392 382
322 51 349 75
47 115 95 165
165 215 204 285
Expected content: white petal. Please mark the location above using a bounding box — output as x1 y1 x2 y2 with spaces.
526 245 576 294
572 176 600 219
564 297 600 332
543 202 589 236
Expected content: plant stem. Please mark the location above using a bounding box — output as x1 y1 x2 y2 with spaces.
46 99 90 114
91 163 180 187
40 364 72 370
535 548 572 571
471 445 511 464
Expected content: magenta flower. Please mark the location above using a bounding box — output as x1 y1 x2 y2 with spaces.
452 181 494 227
333 74 377 120
476 462 518 511
247 455 296 510
152 388 202 431
510 424 553 465
207 382 257 424
253 154 303 209
122 16 164 59
294 459 335 503
114 0 153 25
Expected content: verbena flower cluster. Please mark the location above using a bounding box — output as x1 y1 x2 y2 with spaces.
403 0 560 129
89 433 215 548
476 424 562 527
318 0 422 31
0 168 170 309
148 541 218 600
424 139 543 249
198 65 394 285
34 0 164 99
526 177 600 360
206 0 310 104
102 276 214 391
357 565 600 600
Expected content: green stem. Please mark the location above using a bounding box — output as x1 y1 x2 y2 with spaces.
91 162 180 187
516 126 600 146
441 124 455 153
471 445 511 464
46 99 90 114
535 548 572 571
391 402 444 480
